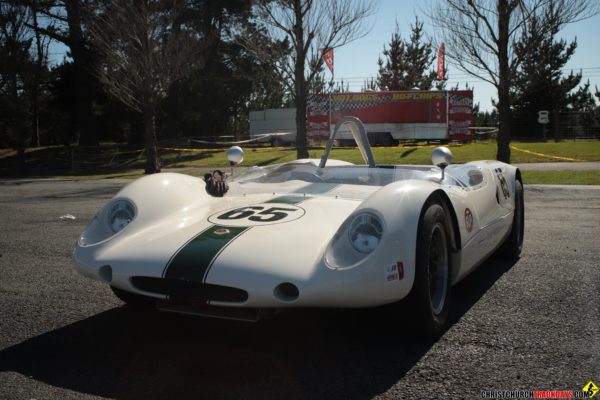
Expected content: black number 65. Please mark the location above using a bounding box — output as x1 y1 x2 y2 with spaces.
217 206 298 222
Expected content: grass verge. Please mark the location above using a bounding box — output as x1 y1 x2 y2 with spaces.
520 170 600 185
1 141 598 184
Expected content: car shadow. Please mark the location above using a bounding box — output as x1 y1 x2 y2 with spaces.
0 256 519 400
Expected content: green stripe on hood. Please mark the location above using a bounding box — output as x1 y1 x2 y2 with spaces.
164 225 249 283
163 196 307 284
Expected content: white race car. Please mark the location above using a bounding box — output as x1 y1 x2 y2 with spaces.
74 117 524 335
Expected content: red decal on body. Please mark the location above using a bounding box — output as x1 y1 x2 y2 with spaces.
397 262 404 280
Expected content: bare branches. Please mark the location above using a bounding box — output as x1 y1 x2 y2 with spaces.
240 0 376 158
87 0 199 113
87 0 202 173
243 0 376 99
426 0 598 162
427 0 598 91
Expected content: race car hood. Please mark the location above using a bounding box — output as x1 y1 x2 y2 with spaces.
75 177 378 289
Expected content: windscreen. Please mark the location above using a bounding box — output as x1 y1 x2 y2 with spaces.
237 164 439 187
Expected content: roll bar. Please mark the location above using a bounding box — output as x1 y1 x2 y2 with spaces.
318 116 376 168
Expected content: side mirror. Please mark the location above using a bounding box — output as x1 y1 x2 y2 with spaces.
226 146 244 166
431 146 452 180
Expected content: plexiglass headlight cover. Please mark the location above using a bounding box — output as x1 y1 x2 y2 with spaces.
325 211 384 270
78 198 137 247
108 199 136 233
348 213 383 254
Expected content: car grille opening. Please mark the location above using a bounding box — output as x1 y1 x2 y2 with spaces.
130 276 248 303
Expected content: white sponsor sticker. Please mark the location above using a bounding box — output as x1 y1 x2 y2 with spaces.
384 263 399 282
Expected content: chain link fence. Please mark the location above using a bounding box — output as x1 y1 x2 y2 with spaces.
511 110 600 141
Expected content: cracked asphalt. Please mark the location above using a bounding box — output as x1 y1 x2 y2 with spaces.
0 179 598 400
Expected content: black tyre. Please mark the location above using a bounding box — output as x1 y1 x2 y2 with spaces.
499 180 524 258
407 202 453 337
110 286 155 308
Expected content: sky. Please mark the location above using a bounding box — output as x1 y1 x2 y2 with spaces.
333 0 600 111
46 0 600 112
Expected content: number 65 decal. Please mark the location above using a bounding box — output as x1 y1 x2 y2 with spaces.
208 204 306 227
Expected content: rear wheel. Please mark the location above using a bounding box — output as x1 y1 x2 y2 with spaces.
499 180 524 258
110 286 155 308
406 202 453 337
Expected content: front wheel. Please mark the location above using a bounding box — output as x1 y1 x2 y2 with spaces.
406 202 453 337
499 180 524 258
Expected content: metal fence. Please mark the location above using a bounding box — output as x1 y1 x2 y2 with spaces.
511 110 600 141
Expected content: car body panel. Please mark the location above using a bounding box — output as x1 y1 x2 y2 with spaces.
74 143 521 315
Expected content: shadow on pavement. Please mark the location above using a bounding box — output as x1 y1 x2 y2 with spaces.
0 256 518 400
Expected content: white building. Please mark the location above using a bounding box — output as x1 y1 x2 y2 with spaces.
249 108 296 144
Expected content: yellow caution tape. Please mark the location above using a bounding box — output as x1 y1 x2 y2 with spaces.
510 145 584 162
159 147 222 152
159 143 462 152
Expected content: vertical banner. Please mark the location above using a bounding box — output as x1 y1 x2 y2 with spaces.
437 43 445 80
321 48 334 75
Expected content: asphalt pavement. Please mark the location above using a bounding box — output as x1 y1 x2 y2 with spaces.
513 162 600 171
0 179 598 400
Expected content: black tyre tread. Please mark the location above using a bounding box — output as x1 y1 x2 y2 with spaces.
405 201 453 337
499 180 524 259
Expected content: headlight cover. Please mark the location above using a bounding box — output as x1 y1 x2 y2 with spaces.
325 211 384 270
348 213 383 254
108 199 136 233
78 198 137 247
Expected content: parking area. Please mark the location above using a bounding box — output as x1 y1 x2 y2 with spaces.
0 179 598 399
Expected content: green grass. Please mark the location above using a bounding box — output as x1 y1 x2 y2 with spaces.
509 141 599 162
521 170 600 185
152 140 600 168
1 141 599 184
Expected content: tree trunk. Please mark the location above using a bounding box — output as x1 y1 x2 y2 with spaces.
293 0 309 159
496 0 511 163
295 92 309 159
65 0 98 146
31 0 43 148
496 96 511 162
10 75 26 173
142 104 161 174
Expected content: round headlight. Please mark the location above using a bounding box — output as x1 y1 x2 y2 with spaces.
108 200 136 233
348 213 383 254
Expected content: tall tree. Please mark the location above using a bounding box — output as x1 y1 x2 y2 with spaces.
428 0 598 163
28 0 52 147
89 0 199 174
377 18 444 91
567 80 597 112
511 11 581 139
30 0 101 146
160 0 255 140
0 2 34 169
244 0 376 159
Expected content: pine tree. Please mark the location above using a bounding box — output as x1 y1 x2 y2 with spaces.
568 80 597 112
511 12 582 139
376 18 443 91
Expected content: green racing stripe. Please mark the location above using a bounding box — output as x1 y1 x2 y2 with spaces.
163 195 307 283
163 225 249 283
